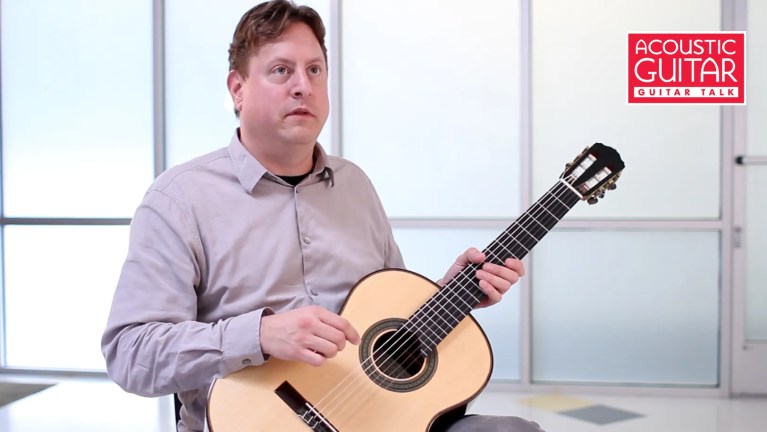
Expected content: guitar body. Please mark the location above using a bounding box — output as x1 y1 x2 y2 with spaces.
208 269 493 432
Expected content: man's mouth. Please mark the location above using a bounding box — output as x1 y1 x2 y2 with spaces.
287 107 312 116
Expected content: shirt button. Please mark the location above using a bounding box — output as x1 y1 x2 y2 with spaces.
242 359 252 365
303 236 311 245
310 289 319 296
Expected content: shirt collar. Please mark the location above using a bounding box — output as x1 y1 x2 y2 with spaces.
227 130 335 192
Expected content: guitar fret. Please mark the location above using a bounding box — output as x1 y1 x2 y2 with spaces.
423 295 462 327
424 307 455 334
411 286 477 353
487 243 517 262
518 212 554 235
495 230 531 258
505 229 535 253
515 222 541 243
547 192 571 212
535 198 569 221
439 297 465 324
426 297 464 333
526 212 550 231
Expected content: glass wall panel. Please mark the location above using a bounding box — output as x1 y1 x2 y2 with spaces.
746 0 767 340
394 227 521 380
532 0 721 219
165 0 334 167
342 0 521 219
532 230 720 386
4 226 130 371
746 168 767 341
1 1 154 218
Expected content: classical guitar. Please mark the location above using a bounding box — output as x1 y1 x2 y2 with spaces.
207 143 625 432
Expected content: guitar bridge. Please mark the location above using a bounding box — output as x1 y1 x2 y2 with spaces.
275 381 339 432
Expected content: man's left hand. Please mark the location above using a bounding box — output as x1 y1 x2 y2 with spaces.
438 247 525 308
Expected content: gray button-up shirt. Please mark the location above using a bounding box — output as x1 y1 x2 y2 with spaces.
102 132 404 432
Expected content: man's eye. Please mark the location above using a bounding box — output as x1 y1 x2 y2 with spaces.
273 66 288 75
309 66 322 75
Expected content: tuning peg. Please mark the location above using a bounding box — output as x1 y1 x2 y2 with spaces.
607 182 617 190
598 190 606 199
587 197 599 205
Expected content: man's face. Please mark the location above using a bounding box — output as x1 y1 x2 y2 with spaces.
229 22 329 148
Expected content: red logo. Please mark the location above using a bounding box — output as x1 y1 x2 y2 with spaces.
628 32 746 104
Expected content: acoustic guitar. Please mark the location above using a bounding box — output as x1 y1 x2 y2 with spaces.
207 143 625 431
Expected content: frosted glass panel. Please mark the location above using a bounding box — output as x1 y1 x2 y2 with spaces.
394 227 521 380
165 0 334 167
343 1 521 218
746 0 767 341
746 168 767 341
532 231 719 385
532 0 721 219
4 226 130 371
1 1 154 218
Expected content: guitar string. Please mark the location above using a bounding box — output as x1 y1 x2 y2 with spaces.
302 178 580 427
303 179 577 428
303 179 577 429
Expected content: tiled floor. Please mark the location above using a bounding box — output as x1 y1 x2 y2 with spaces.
0 376 765 431
469 387 767 432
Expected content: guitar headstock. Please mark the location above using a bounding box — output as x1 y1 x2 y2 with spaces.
561 143 625 205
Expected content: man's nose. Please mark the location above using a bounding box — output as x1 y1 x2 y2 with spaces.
291 70 312 98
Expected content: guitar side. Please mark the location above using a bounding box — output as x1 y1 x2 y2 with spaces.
207 269 493 432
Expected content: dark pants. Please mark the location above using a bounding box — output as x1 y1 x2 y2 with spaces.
444 415 544 432
431 405 544 432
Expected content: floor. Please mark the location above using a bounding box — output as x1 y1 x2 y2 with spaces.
0 381 53 407
469 385 767 432
0 376 765 431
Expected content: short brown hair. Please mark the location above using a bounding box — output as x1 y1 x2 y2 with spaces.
228 0 327 77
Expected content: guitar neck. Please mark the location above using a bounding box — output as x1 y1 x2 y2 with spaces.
407 180 582 353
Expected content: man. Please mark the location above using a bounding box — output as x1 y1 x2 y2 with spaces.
102 1 542 431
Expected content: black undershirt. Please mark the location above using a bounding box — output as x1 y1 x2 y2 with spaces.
278 173 310 186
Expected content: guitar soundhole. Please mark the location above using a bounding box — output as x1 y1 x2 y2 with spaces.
359 318 437 393
372 329 424 379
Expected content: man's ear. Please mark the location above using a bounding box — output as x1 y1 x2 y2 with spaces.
227 70 245 113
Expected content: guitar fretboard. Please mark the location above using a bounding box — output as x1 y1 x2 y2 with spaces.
404 180 581 354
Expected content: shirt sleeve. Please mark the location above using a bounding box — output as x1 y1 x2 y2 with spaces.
101 189 268 397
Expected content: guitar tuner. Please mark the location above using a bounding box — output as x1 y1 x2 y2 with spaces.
562 143 625 203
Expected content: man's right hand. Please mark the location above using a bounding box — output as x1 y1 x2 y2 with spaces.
259 305 361 366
